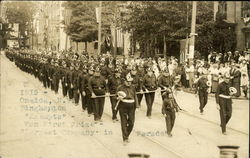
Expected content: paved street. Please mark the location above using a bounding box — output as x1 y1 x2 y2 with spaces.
0 54 249 158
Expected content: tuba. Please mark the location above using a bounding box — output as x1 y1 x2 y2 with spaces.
206 81 212 87
229 87 237 95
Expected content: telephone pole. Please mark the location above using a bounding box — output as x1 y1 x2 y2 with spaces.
97 1 102 55
188 1 197 60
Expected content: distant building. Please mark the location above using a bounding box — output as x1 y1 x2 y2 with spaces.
214 1 250 51
33 1 69 51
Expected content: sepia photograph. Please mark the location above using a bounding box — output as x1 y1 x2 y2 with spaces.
0 1 249 158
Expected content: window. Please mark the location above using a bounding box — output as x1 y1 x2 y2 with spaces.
241 2 250 18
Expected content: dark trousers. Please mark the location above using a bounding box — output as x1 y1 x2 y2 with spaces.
137 93 143 107
81 93 87 110
165 112 176 134
46 78 50 88
50 80 54 90
85 91 93 114
198 90 208 112
73 89 80 104
110 96 118 120
233 82 241 97
93 97 105 121
144 92 155 116
219 98 232 133
242 86 248 97
68 88 74 99
118 102 135 141
53 80 59 93
62 83 68 97
42 78 47 88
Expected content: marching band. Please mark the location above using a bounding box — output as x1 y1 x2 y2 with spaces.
4 48 244 144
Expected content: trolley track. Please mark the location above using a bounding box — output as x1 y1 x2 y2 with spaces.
151 94 248 136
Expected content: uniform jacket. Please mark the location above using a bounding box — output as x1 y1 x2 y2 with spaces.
195 77 209 94
162 98 178 113
215 81 232 104
142 74 157 91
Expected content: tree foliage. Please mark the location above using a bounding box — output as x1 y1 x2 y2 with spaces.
62 1 124 43
5 1 37 39
62 1 98 42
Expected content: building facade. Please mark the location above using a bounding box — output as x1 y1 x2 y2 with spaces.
214 1 250 51
33 1 69 51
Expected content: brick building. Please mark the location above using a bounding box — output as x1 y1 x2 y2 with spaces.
214 1 250 51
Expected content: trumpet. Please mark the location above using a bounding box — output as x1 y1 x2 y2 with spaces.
206 81 212 87
229 87 237 95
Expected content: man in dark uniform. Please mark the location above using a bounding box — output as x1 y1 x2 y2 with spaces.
158 68 173 100
162 90 178 137
136 65 145 107
142 67 157 118
107 68 122 122
81 66 94 116
117 72 137 145
52 59 61 94
132 65 143 108
215 74 233 135
88 66 108 122
67 63 74 100
47 58 54 91
40 58 49 89
61 60 68 97
195 70 209 115
72 62 81 105
78 64 87 111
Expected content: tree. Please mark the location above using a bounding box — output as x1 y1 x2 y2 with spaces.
195 2 237 58
62 1 98 44
5 1 37 44
118 1 191 57
195 1 214 58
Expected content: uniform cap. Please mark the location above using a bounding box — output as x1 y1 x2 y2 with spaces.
115 68 121 73
224 72 230 79
147 67 153 72
95 66 100 72
125 72 133 82
89 66 95 71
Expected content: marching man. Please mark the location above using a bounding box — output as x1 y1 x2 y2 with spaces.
116 72 137 145
215 73 236 135
161 90 179 137
194 70 209 115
